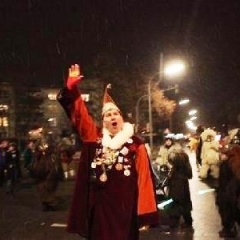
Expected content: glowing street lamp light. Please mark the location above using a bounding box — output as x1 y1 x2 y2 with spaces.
164 60 186 78
189 109 197 116
185 120 197 131
190 116 197 121
179 98 190 105
147 55 186 150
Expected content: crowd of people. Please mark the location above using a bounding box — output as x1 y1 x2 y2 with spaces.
146 120 240 239
0 140 21 194
1 63 240 239
0 128 78 211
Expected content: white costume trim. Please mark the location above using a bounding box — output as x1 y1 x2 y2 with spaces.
102 122 134 150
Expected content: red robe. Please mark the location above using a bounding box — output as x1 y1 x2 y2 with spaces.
58 87 159 240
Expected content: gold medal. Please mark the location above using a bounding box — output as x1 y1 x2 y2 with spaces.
99 173 107 182
124 169 131 176
115 163 123 171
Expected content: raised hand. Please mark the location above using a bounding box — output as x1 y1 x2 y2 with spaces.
67 64 84 89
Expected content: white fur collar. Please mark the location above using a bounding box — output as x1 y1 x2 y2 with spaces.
102 122 134 150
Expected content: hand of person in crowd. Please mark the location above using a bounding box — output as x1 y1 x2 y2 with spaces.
67 64 84 89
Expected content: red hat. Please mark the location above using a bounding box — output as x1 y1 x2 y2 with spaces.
102 84 120 116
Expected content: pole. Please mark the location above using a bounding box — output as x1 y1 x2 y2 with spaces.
135 95 148 133
159 52 164 83
169 115 173 133
148 80 153 151
148 52 164 151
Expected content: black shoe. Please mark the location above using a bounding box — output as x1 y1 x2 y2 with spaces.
181 223 193 228
42 202 56 212
219 226 237 238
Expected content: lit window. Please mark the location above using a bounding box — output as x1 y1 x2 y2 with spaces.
3 117 8 127
0 117 8 127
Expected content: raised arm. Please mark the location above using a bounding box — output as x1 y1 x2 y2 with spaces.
58 64 98 142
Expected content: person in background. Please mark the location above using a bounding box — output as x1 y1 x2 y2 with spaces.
59 149 75 180
5 142 19 193
58 136 75 180
28 127 61 211
23 141 34 171
165 150 193 229
195 125 205 170
216 145 240 238
199 128 220 180
57 64 158 240
13 142 22 182
0 140 9 187
156 136 182 168
188 134 198 153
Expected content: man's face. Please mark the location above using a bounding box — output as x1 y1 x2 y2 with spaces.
103 109 124 136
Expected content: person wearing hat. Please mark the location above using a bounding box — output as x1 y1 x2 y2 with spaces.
155 136 182 168
57 64 159 240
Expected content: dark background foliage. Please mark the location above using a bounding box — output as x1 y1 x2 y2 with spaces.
1 0 240 128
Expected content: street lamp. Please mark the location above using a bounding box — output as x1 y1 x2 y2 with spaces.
189 109 197 116
169 98 190 133
147 54 186 151
185 120 197 131
179 98 190 105
135 94 148 132
190 116 197 121
164 60 186 77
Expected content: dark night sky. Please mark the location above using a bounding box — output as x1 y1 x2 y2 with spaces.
1 0 240 128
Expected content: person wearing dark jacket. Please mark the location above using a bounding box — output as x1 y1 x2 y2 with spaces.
216 145 240 238
28 127 61 211
0 140 8 186
57 64 158 240
196 125 204 170
23 141 34 170
5 142 20 193
165 150 193 228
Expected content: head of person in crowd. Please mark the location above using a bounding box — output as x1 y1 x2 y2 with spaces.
28 126 44 141
230 129 240 146
164 136 174 149
0 139 9 150
8 142 17 151
27 140 34 149
201 128 216 142
196 125 205 135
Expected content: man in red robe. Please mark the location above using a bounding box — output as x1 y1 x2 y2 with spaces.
58 64 159 240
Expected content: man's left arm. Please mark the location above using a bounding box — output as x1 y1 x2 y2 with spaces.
135 144 159 226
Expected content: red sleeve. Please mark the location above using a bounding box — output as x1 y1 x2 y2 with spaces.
69 88 98 142
136 144 157 215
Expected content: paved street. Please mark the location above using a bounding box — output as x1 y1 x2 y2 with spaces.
0 151 239 240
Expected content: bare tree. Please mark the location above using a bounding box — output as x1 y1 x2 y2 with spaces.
152 88 176 121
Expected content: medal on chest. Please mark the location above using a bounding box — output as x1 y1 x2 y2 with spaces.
91 138 135 182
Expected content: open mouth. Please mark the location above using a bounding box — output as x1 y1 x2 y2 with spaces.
112 122 117 127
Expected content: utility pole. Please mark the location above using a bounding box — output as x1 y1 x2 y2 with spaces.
148 52 164 151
